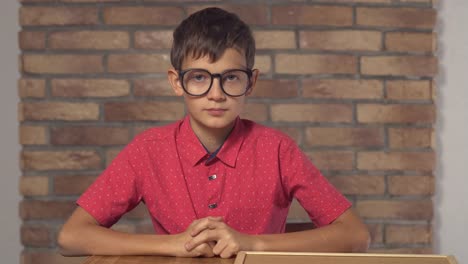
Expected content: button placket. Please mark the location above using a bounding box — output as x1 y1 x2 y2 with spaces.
206 164 224 210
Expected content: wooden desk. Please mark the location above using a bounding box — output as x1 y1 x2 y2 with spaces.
82 252 458 264
82 255 234 264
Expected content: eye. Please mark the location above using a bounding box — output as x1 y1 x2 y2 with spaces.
185 71 209 83
225 74 239 81
192 74 206 81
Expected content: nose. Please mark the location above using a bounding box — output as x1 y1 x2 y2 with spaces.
206 77 226 101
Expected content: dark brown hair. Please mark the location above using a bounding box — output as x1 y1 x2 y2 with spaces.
170 7 255 70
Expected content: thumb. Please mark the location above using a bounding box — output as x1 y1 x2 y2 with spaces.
208 216 223 221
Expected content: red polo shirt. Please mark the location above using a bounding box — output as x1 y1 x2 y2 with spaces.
77 116 351 235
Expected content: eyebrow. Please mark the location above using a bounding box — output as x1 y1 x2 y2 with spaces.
179 67 250 73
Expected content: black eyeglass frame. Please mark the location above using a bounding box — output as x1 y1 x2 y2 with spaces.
177 68 254 97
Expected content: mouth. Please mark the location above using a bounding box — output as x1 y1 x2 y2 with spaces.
205 108 227 116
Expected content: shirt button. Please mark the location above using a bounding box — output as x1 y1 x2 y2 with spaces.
208 174 217 181
208 203 217 209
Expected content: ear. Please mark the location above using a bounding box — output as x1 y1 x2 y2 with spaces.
168 68 184 96
245 69 260 96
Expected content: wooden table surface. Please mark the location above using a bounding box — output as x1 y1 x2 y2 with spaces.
82 252 459 264
82 255 234 264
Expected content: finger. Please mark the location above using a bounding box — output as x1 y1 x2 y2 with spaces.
185 229 219 251
188 243 212 258
207 241 216 249
188 218 201 229
190 218 223 237
212 240 228 256
197 243 215 258
220 249 235 259
207 216 223 222
220 245 238 259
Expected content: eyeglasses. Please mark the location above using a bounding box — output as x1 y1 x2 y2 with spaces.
178 68 253 97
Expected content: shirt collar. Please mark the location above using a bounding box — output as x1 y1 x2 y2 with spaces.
215 116 245 167
176 115 245 168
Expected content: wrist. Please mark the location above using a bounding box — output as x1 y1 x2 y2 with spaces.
249 235 266 252
157 233 182 257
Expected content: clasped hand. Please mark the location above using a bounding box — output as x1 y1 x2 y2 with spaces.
174 216 255 258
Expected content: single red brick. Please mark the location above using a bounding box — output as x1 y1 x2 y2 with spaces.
272 5 353 26
388 127 433 148
134 31 173 50
302 79 383 99
388 175 434 195
357 151 435 171
250 79 298 98
356 200 433 220
19 31 46 50
20 200 76 220
54 175 97 195
386 224 432 244
18 78 46 98
19 176 49 196
108 54 171 74
328 175 385 195
49 31 130 50
186 4 268 25
21 150 102 171
305 127 384 147
20 102 100 121
271 104 353 123
386 32 436 52
241 103 268 122
361 56 437 77
21 225 52 247
254 30 296 49
300 30 381 51
51 79 130 98
51 126 130 146
386 80 432 100
358 104 435 123
103 7 183 25
22 55 103 74
357 7 436 29
20 7 98 26
276 54 357 75
104 102 184 121
133 79 174 97
306 151 354 170
19 125 47 145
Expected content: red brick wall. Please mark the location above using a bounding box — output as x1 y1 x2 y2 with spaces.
18 0 437 263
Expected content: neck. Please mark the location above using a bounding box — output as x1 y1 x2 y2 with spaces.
189 118 236 153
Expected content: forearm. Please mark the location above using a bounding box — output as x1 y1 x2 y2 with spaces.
58 207 179 256
253 223 369 253
252 209 370 253
58 223 176 256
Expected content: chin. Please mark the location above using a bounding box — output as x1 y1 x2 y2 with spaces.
204 120 232 129
204 116 237 129
190 111 238 131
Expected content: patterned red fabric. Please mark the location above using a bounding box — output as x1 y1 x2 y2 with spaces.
78 115 351 235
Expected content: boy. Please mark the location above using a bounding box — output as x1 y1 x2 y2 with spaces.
58 7 370 258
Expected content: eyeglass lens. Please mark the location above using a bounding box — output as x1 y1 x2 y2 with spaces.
182 69 250 96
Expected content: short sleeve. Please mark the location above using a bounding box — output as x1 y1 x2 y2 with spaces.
77 142 143 227
279 138 351 227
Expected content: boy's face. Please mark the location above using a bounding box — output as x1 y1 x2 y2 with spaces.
168 48 259 134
